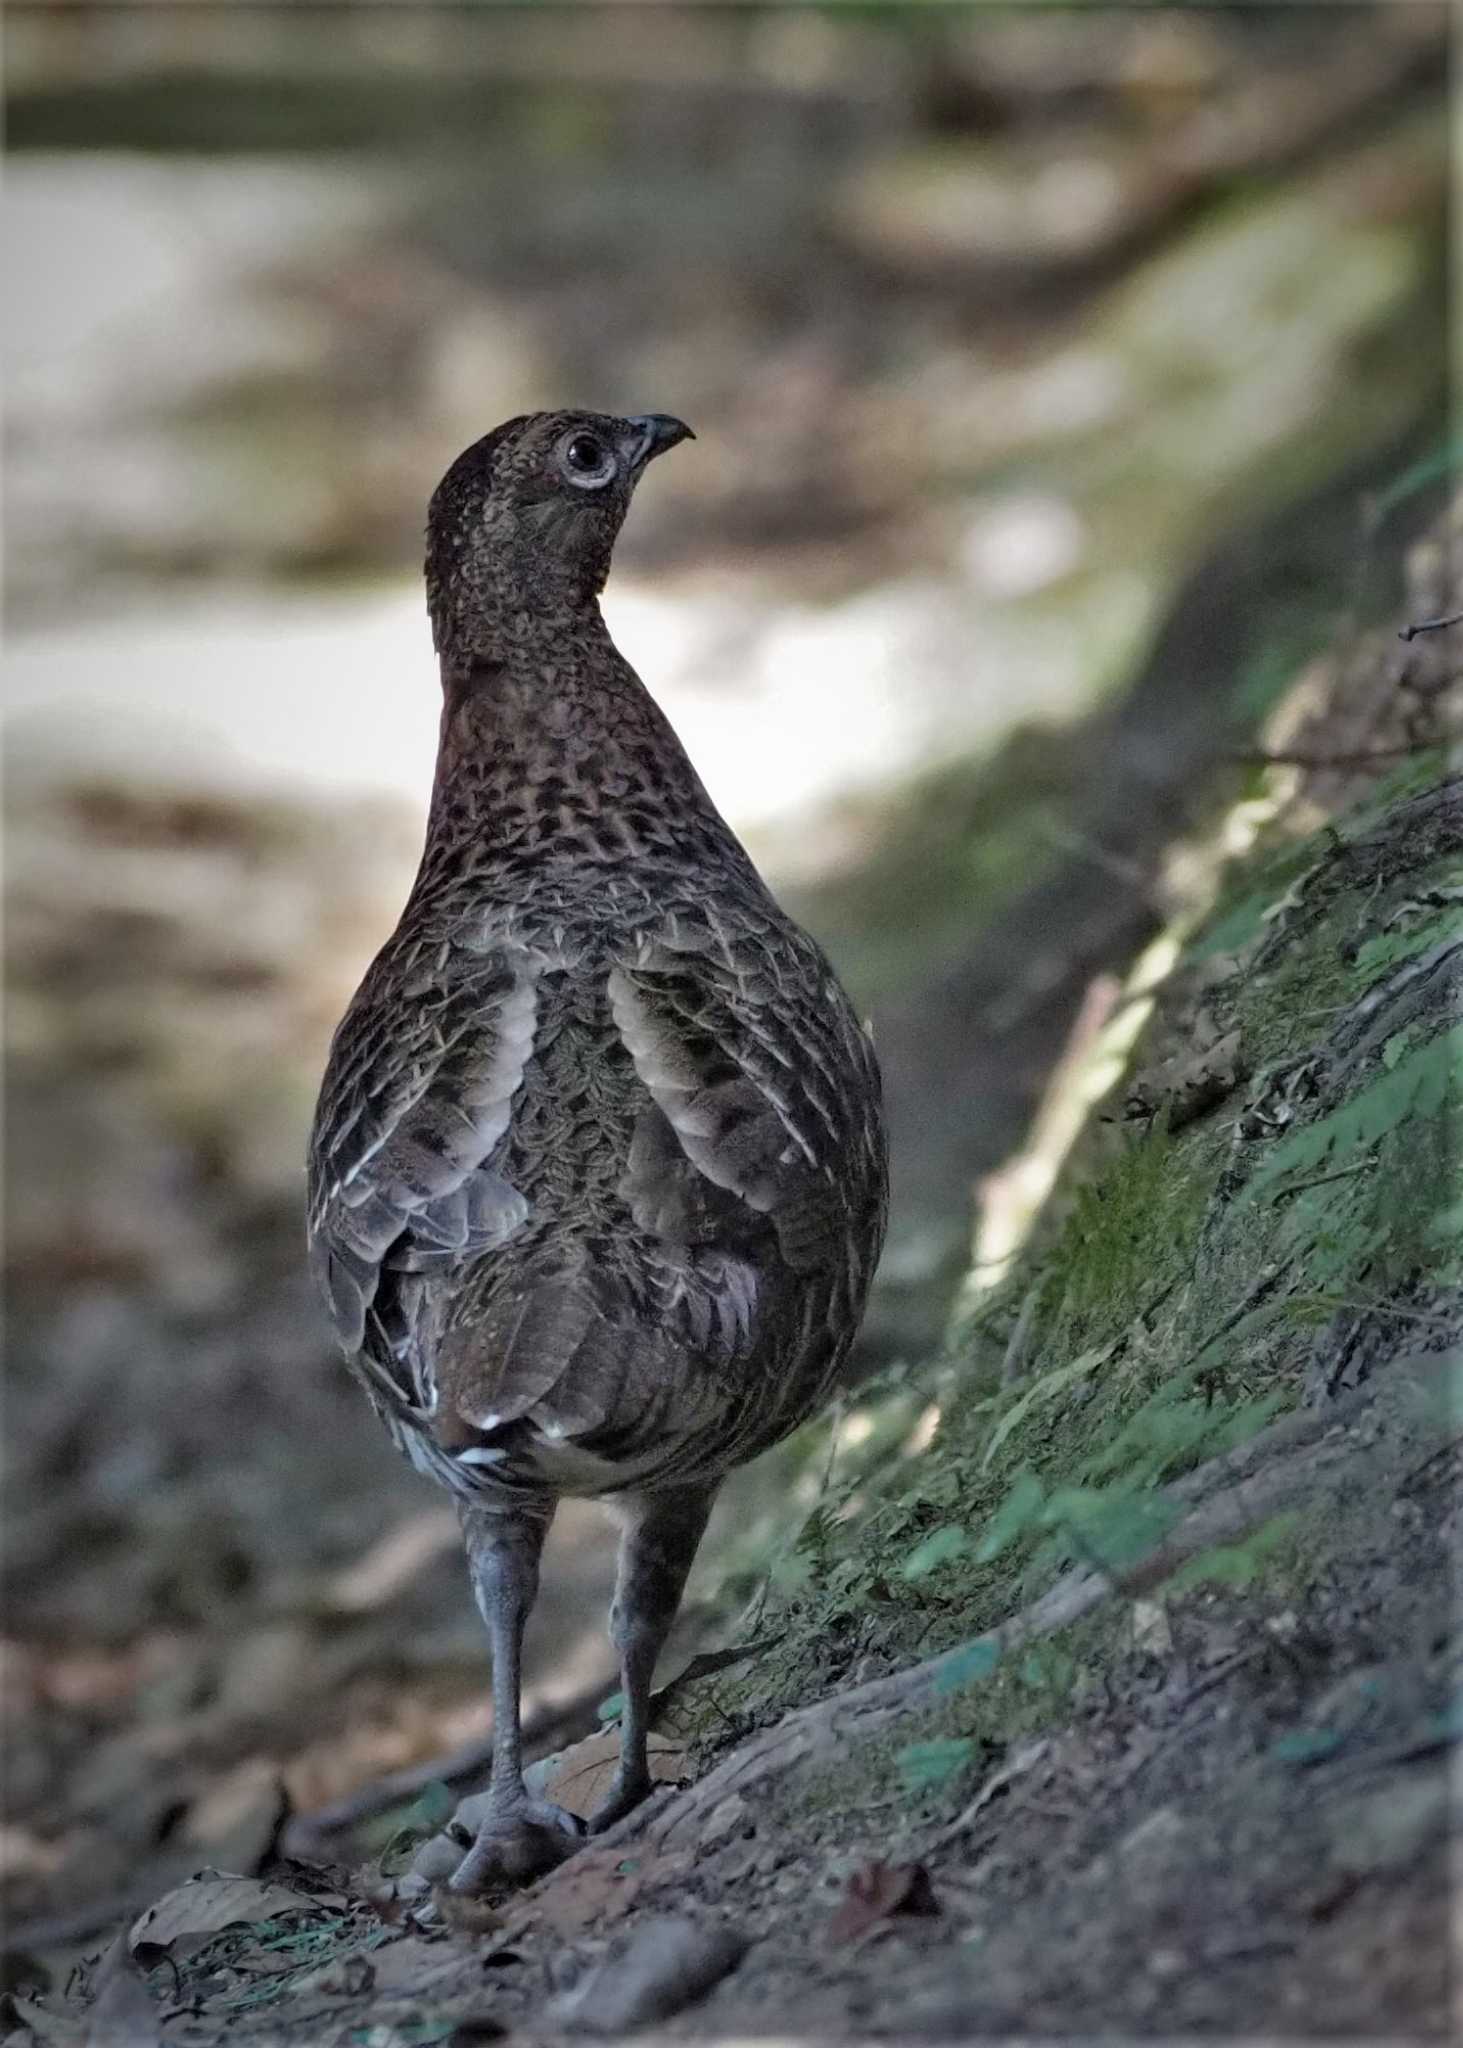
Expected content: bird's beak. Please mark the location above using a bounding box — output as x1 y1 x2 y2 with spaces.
622 414 695 468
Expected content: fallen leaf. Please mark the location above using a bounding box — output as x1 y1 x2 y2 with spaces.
1125 1028 1249 1129
532 1730 687 1821
514 1845 644 1939
128 1871 322 1959
518 1842 696 1939
86 1935 163 2044
825 1861 939 1946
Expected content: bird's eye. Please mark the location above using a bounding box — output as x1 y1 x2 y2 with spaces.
558 430 617 490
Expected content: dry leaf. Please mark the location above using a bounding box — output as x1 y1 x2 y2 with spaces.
516 1845 645 1939
128 1871 320 1959
535 1730 687 1821
83 1935 163 2044
517 1841 695 1939
1125 1029 1248 1129
825 1861 940 1946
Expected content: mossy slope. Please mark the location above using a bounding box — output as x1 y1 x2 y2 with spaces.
679 722 1460 1783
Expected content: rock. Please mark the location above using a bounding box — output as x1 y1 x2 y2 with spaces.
408 1832 465 1885
551 1916 750 2033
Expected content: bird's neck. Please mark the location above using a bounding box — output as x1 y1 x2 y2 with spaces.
422 602 746 880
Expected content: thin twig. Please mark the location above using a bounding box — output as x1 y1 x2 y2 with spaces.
1168 1263 1288 1381
1000 1284 1042 1389
1228 739 1447 771
1308 1296 1460 1330
1269 1161 1375 1202
1399 609 1463 641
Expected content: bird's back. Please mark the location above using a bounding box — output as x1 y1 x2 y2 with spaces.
307 411 886 1506
310 836 884 1501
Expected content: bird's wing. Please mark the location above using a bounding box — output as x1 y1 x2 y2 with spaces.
306 939 540 1389
608 919 882 1281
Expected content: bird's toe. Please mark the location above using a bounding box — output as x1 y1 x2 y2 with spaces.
448 1800 585 1892
586 1766 653 1836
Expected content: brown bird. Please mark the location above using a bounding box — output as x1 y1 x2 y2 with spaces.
307 411 887 1890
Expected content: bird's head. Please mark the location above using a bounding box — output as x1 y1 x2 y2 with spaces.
424 409 693 659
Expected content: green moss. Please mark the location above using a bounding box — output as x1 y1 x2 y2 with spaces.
1162 1512 1303 1596
1034 1121 1211 1361
768 1602 1127 1837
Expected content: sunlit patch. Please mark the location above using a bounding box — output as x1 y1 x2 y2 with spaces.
840 1409 875 1450
960 493 1087 599
902 1402 942 1457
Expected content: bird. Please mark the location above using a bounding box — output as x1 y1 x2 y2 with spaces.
306 410 887 1892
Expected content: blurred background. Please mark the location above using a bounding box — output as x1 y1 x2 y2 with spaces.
3 0 1450 1932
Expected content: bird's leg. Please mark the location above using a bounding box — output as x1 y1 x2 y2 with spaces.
590 1483 717 1834
449 1498 584 1892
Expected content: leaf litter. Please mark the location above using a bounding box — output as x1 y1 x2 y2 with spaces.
824 1861 940 1946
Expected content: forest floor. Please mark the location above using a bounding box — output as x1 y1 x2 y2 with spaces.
5 515 1457 2048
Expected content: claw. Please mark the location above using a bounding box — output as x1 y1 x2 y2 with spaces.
449 1799 585 1892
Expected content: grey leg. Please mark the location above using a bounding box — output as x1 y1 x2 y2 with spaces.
589 1483 717 1834
449 1498 584 1892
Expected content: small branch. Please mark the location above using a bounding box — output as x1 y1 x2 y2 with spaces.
1398 609 1463 641
999 1284 1042 1389
1307 1296 1460 1331
1227 739 1447 771
1168 1263 1287 1382
1269 1160 1375 1202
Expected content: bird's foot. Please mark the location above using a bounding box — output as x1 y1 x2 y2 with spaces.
447 1795 585 1893
586 1764 652 1836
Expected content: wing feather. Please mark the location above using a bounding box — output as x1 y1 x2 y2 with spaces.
307 941 540 1372
607 928 879 1280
